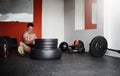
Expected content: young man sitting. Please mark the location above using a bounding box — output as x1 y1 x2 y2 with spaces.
18 23 37 56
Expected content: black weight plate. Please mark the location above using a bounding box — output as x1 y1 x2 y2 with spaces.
78 40 85 48
35 42 57 47
36 41 57 45
0 37 7 50
89 36 108 58
35 41 58 45
59 42 69 51
35 39 58 49
35 39 58 44
35 39 58 42
2 36 13 49
35 44 57 49
0 36 8 58
35 43 57 49
11 38 18 48
31 48 62 60
0 49 2 58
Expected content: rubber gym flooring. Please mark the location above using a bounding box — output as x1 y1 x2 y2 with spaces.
0 52 120 76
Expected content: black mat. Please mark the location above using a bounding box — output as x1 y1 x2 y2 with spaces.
0 52 120 76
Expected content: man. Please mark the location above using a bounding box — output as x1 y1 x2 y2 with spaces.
18 23 37 56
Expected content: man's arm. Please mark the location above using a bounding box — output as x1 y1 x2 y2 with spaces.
33 33 37 44
34 33 37 39
22 33 28 44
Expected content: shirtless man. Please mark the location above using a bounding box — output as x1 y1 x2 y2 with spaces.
18 23 37 56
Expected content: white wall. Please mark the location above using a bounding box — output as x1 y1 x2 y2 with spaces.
75 0 85 30
104 0 120 57
64 0 104 51
42 0 64 45
42 0 120 58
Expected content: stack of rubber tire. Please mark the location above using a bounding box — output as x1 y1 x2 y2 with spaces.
31 39 62 60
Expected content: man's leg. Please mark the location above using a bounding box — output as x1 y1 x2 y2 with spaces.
20 42 31 52
18 42 31 56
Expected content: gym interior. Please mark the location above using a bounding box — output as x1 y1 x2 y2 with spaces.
0 0 120 76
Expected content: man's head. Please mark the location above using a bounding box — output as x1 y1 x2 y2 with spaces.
27 23 34 33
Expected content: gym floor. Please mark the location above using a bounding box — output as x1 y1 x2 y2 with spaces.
0 52 120 76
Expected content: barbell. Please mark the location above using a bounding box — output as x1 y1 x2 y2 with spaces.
89 36 120 58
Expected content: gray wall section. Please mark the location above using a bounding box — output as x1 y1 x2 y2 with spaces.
10 0 33 14
64 0 104 51
0 0 33 14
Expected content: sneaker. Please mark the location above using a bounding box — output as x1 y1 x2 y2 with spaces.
18 46 25 56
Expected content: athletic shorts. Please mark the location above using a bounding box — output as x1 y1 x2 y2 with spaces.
27 44 34 48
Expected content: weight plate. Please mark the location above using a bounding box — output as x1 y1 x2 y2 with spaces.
35 39 58 49
89 36 108 58
59 42 69 51
0 37 7 50
35 39 58 44
31 48 62 60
